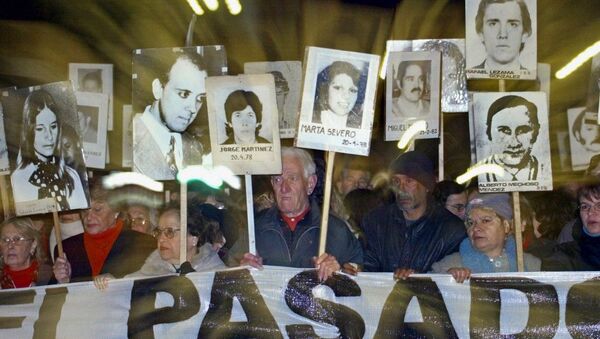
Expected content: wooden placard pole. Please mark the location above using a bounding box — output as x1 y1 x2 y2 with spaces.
498 79 524 272
179 182 187 266
52 199 64 258
439 113 444 182
245 174 256 255
318 151 336 256
0 176 12 219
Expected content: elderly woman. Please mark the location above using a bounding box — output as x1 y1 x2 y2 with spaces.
431 193 540 282
312 61 365 129
127 204 225 277
52 184 155 283
10 89 86 211
0 217 52 288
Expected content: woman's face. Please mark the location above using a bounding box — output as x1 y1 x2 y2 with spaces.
83 200 117 235
1 223 35 270
33 107 59 158
579 195 600 235
156 211 196 264
327 73 358 116
230 105 258 144
466 207 509 256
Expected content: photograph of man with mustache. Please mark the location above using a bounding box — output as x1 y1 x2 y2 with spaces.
392 60 431 118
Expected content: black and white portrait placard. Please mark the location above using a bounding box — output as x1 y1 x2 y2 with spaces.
75 92 108 169
568 107 600 171
465 0 537 80
244 61 302 139
0 87 15 175
2 82 90 216
296 47 380 156
385 51 441 141
121 104 133 168
68 63 114 130
206 74 281 175
387 39 468 112
132 46 227 180
587 54 600 119
473 91 551 192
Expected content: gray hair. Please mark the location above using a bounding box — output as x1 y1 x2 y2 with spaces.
281 147 316 179
0 217 44 266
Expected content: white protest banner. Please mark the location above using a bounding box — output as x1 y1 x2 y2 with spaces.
1 267 598 338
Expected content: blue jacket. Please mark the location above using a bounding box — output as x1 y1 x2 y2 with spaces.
254 201 363 268
362 200 466 272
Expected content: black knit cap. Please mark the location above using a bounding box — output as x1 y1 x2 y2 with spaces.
389 150 435 190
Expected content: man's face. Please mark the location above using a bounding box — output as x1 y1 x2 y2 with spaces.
579 112 600 147
490 105 535 167
229 105 258 144
337 169 370 195
157 58 207 132
271 155 316 217
479 1 529 65
391 174 429 213
399 64 424 103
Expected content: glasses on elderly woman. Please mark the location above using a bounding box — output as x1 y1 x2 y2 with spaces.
151 227 180 239
579 202 600 214
0 236 33 246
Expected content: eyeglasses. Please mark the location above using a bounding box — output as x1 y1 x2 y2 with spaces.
0 236 33 245
579 202 600 214
465 215 498 229
151 227 180 239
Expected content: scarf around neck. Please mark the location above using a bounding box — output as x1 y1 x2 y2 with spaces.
460 236 518 273
28 156 72 210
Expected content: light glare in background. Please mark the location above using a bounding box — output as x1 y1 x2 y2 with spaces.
225 0 242 15
556 40 600 79
203 0 219 11
102 172 164 192
186 0 205 15
397 120 427 150
177 165 241 189
456 163 505 185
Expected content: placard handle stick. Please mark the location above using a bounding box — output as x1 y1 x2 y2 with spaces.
52 199 64 258
245 174 256 255
439 113 444 182
0 175 12 218
318 151 335 256
179 182 188 266
499 79 524 272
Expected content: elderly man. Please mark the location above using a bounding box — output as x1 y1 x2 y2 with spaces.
361 150 466 278
238 147 363 281
52 184 155 283
484 94 540 181
392 60 431 118
133 50 208 179
474 0 533 71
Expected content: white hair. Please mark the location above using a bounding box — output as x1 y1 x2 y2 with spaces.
281 147 316 179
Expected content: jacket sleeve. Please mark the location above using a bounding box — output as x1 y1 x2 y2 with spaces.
361 214 382 272
326 218 364 266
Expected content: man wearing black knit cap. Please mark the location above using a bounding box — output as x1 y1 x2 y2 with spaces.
361 150 467 278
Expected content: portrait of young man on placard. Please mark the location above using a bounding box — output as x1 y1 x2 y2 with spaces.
466 0 537 80
132 46 227 180
474 91 552 192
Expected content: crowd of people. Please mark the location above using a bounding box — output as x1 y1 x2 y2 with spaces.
1 146 600 290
